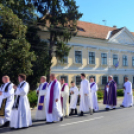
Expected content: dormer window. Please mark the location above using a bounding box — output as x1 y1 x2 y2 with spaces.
77 27 85 32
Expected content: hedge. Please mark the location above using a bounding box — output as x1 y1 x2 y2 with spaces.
28 90 38 108
97 90 103 100
117 89 124 96
28 89 127 107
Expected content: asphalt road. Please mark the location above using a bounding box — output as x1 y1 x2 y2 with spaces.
0 99 134 134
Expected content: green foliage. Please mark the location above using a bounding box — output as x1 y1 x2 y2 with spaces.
32 0 83 81
97 90 104 100
97 89 125 100
0 0 36 24
0 0 83 86
28 90 38 107
117 89 124 97
26 26 51 89
0 1 50 87
0 4 36 84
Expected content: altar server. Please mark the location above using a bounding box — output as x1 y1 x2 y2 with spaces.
60 78 69 117
79 73 93 116
0 76 14 127
69 81 78 116
90 77 99 112
121 77 133 108
10 74 32 129
103 75 117 110
35 76 48 121
45 74 63 122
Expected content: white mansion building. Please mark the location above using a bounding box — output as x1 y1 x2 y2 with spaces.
39 21 134 88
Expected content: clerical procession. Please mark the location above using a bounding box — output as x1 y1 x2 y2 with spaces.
1 1 134 133
0 73 133 130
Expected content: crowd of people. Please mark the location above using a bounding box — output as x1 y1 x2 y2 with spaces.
0 73 133 129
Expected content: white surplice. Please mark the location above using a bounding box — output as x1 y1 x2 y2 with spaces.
79 79 92 112
70 86 78 109
35 82 48 120
0 82 14 125
45 81 63 122
61 84 69 116
122 81 133 107
10 81 32 128
90 83 99 111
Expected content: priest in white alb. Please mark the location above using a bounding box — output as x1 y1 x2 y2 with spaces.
10 74 32 129
60 78 69 117
121 77 133 108
35 76 48 121
45 74 63 123
69 81 78 116
89 76 99 112
79 73 93 116
0 76 14 128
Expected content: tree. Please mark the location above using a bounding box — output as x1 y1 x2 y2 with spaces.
0 0 50 88
32 0 83 81
26 26 51 89
0 4 36 84
0 0 36 24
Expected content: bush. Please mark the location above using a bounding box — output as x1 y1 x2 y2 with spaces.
97 90 103 100
117 89 124 97
28 90 38 108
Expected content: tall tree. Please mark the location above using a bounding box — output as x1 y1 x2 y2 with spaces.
0 0 50 88
0 0 35 23
0 4 36 83
33 0 83 81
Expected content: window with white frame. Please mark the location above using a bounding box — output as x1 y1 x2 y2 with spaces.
76 76 81 86
75 51 82 64
101 53 107 65
132 57 134 66
113 76 118 84
61 76 68 83
89 76 96 82
113 54 118 65
102 76 107 85
89 52 95 64
123 55 128 66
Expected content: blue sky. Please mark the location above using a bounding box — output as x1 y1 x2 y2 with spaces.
76 0 134 31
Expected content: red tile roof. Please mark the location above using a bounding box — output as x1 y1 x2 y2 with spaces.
39 19 134 40
77 21 118 39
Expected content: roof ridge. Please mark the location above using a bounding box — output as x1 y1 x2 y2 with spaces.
77 20 117 29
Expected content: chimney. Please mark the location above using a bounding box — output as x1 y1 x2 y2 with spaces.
113 25 117 28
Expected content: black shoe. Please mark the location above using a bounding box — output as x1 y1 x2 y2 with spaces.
79 111 83 116
60 117 63 121
10 127 17 130
113 107 116 110
93 109 95 113
64 115 69 118
69 109 74 116
105 108 110 111
120 105 125 108
46 122 53 124
75 109 77 115
0 121 10 128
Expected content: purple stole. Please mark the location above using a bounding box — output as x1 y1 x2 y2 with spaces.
38 82 48 110
90 82 95 88
61 83 68 109
48 80 57 113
